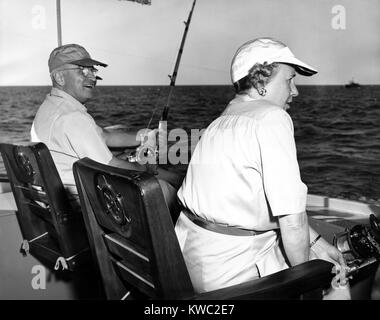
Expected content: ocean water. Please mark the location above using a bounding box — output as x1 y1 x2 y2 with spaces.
0 85 379 204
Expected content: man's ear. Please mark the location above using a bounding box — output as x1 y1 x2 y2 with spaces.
51 70 65 86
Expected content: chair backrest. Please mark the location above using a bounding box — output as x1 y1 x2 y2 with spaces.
73 157 194 300
0 142 90 271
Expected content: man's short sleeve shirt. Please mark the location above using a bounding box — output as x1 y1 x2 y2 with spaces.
31 88 113 187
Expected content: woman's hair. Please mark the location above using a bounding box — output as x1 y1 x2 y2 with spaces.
233 62 279 94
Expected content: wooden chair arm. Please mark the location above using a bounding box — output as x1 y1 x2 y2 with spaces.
193 259 334 300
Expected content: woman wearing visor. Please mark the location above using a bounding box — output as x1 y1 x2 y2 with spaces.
175 38 347 293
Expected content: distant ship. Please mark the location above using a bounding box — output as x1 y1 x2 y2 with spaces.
345 78 361 88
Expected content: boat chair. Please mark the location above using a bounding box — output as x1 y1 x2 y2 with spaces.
0 142 91 272
73 157 335 300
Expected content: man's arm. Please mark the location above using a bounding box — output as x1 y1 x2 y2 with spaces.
108 156 146 171
278 211 310 266
102 129 140 148
108 156 184 190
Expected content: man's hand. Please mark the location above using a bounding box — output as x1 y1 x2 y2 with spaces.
138 128 158 150
137 128 158 163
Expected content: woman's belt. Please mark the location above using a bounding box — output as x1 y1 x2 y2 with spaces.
181 207 269 237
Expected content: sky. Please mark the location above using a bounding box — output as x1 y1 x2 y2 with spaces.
0 0 379 86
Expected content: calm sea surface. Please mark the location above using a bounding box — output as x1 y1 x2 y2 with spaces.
1 85 380 204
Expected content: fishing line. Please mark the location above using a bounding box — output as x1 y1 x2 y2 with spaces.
127 0 197 163
146 86 166 130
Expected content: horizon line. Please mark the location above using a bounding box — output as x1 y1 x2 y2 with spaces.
1 83 379 87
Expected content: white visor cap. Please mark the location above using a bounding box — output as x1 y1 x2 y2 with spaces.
230 38 317 83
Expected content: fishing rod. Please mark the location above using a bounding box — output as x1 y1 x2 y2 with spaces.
161 0 197 122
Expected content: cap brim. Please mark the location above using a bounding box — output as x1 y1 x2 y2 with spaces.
275 57 317 76
71 58 108 68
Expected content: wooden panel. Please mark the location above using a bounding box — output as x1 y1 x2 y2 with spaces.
0 143 91 272
103 233 151 277
110 257 156 298
196 260 334 300
72 158 194 299
27 201 53 225
18 185 49 203
28 232 62 266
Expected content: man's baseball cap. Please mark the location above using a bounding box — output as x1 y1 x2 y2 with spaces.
230 37 317 83
48 43 108 73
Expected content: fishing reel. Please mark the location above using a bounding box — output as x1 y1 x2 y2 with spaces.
126 130 158 164
333 214 380 276
126 144 157 164
126 121 167 171
124 131 159 176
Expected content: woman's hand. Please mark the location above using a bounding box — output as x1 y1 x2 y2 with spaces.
310 236 353 293
309 236 346 269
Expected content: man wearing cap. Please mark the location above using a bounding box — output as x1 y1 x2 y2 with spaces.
175 38 346 294
31 43 181 207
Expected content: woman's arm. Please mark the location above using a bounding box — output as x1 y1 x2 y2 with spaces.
278 211 310 266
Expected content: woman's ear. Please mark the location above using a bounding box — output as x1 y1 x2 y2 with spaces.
251 81 266 97
257 87 267 96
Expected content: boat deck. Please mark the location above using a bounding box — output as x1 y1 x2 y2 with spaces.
1 182 379 299
306 194 380 242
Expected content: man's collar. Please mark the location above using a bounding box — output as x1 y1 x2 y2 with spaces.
50 87 87 112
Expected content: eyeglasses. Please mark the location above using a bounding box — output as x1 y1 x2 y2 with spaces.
59 66 99 78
